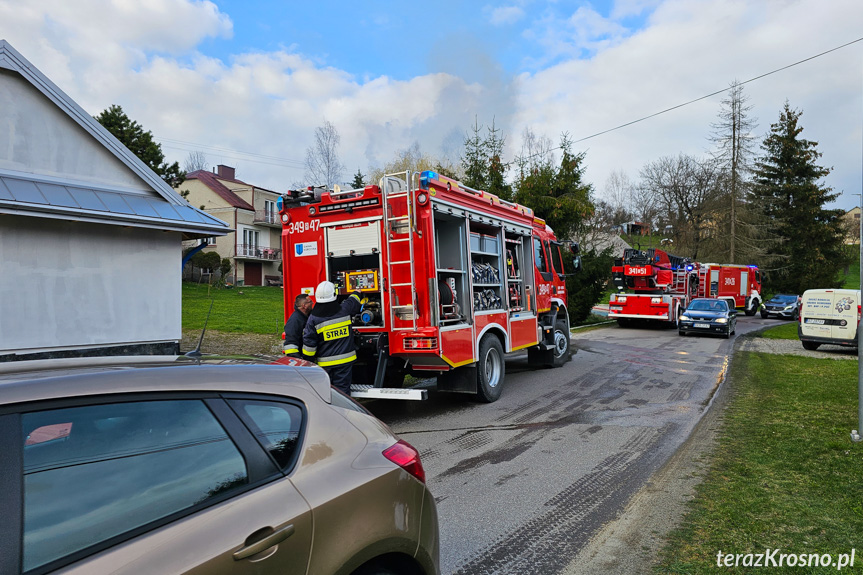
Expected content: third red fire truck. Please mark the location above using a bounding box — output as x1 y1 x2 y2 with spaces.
608 247 762 326
277 171 580 402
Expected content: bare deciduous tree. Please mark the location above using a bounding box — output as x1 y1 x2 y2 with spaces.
639 154 722 259
304 120 345 188
601 170 637 226
183 150 208 173
368 142 456 186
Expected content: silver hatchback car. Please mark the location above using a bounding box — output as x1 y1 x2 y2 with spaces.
0 355 439 575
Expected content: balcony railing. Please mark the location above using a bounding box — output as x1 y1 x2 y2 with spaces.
254 210 280 226
236 244 281 260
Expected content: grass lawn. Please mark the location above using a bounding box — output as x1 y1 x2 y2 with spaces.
655 352 863 573
182 282 285 335
760 321 799 341
842 245 860 290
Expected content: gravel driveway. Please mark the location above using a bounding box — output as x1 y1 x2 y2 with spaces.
738 336 858 359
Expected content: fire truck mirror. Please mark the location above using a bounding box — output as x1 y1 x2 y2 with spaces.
572 255 582 272
568 242 580 255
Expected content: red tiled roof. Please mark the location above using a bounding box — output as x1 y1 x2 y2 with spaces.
185 170 254 211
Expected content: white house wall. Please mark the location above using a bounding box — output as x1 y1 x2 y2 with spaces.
0 215 180 354
0 69 151 193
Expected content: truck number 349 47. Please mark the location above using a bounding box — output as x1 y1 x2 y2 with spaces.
287 220 321 234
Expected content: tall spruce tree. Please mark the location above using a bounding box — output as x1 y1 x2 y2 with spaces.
751 102 847 293
95 105 185 187
351 167 366 189
461 118 513 200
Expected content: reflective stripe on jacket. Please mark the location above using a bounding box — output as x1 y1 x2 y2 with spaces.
283 308 308 357
302 293 362 365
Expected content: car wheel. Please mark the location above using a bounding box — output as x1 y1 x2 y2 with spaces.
802 341 821 351
760 311 768 319
678 330 685 336
551 319 573 367
476 335 505 403
724 328 731 339
792 309 800 321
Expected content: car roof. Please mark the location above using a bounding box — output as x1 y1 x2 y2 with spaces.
0 355 333 407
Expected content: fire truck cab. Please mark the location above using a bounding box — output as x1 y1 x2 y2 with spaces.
698 263 762 315
609 248 762 325
278 171 578 402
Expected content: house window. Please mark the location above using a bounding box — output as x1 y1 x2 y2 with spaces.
243 229 259 248
241 229 261 257
264 200 277 224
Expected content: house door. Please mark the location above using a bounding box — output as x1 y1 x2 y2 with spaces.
245 262 262 286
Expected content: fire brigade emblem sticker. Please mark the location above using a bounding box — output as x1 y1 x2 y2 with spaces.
295 242 318 257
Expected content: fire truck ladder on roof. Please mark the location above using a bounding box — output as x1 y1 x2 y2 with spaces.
381 171 418 331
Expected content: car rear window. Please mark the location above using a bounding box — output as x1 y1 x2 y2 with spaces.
228 399 304 471
21 400 247 571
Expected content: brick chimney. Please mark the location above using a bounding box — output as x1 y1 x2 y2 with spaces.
215 165 235 180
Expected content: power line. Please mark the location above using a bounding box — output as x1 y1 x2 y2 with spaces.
570 36 863 145
157 137 306 169
156 35 863 168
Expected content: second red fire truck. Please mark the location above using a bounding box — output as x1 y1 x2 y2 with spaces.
278 171 580 402
608 247 762 326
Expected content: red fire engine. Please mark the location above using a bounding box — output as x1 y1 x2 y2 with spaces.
608 248 762 326
277 171 580 402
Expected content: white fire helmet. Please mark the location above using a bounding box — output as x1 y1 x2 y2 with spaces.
314 280 337 303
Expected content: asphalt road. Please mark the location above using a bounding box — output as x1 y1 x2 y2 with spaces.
364 315 767 575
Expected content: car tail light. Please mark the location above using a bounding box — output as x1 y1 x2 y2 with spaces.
382 440 426 484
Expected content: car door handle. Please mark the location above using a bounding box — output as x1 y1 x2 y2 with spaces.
233 524 295 561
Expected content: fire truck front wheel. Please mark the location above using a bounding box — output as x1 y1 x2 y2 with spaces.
552 319 572 367
476 336 505 403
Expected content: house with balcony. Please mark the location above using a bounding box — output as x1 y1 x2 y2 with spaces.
180 165 283 286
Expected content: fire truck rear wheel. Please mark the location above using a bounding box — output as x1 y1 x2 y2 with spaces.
744 299 759 316
476 336 505 403
552 319 572 367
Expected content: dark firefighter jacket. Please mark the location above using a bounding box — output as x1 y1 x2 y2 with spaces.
302 293 362 367
283 308 308 357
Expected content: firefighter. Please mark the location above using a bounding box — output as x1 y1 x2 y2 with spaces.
283 293 313 358
302 280 362 395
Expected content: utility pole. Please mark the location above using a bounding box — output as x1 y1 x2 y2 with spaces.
853 194 863 442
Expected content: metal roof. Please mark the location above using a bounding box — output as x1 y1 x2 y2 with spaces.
0 40 231 238
0 169 229 235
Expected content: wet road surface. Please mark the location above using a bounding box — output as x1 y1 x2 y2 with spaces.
364 316 765 574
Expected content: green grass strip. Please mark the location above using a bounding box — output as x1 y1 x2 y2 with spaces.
182 282 285 334
656 352 863 574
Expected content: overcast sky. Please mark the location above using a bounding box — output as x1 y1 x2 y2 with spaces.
2 0 861 209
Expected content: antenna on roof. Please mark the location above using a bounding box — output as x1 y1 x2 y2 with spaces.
185 294 215 358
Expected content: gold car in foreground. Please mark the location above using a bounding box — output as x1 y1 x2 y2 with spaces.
0 355 439 575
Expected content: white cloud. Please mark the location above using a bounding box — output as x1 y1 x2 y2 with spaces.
514 0 863 208
1 0 860 212
489 6 526 26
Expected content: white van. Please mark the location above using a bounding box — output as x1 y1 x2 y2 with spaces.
798 288 860 350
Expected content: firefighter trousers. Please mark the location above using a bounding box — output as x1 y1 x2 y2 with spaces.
324 363 353 396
